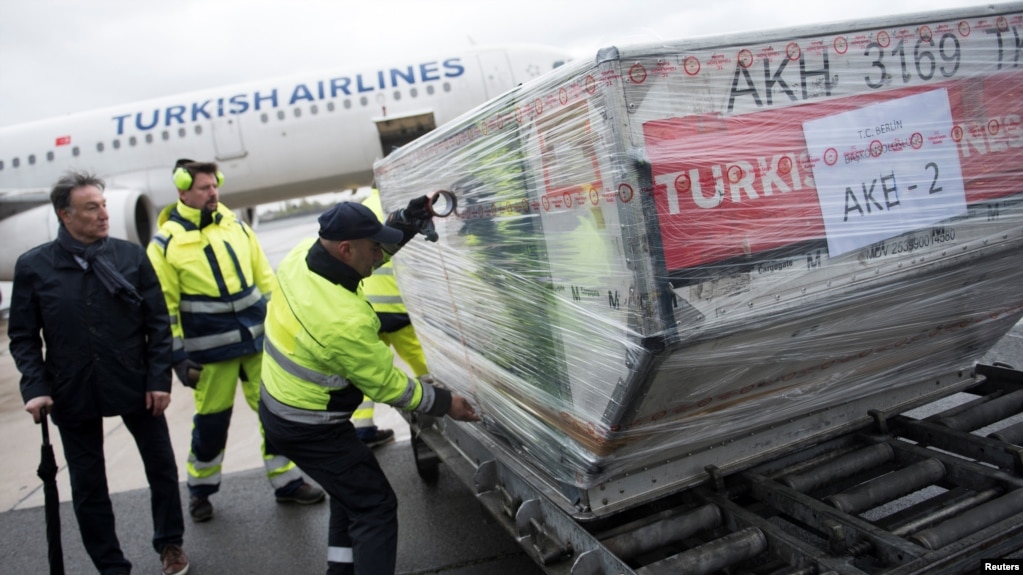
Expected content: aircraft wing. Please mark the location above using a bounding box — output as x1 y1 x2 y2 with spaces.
0 189 50 221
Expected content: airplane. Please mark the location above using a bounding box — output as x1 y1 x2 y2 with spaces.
0 44 571 284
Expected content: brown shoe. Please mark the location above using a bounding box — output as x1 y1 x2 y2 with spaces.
160 543 190 575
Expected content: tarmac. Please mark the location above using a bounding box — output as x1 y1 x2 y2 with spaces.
0 213 545 574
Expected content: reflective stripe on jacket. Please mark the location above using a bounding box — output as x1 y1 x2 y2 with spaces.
261 237 439 425
147 201 275 364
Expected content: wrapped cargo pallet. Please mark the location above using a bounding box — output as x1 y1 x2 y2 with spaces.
373 3 1023 517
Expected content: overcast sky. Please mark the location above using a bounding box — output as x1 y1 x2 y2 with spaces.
0 0 995 128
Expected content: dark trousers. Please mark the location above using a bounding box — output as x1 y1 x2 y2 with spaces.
58 410 185 575
260 401 398 575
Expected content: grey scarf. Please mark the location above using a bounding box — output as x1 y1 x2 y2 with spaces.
57 225 143 306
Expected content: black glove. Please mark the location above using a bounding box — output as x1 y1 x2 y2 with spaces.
384 209 415 233
385 195 435 240
173 359 203 388
404 195 432 220
417 219 439 242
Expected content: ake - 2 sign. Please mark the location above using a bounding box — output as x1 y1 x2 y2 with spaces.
804 88 966 257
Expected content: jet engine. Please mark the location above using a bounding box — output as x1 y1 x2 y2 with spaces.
0 188 156 281
235 205 259 229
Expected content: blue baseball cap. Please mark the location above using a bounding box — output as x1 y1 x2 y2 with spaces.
317 202 403 243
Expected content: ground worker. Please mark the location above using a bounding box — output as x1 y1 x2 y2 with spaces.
353 188 431 448
147 159 324 523
259 198 479 574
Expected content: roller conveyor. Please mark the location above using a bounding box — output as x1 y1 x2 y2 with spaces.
407 363 1023 574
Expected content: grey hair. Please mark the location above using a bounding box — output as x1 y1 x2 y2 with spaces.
50 170 105 215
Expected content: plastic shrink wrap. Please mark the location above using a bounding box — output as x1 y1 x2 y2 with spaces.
373 3 1023 512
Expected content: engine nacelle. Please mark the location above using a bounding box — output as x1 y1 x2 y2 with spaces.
0 188 156 281
234 205 259 229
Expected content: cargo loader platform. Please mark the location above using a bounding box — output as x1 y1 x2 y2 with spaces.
408 363 1023 574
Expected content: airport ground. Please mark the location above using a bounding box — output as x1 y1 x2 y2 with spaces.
1 213 1022 573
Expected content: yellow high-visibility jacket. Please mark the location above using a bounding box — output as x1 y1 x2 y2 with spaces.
147 201 275 364
360 189 406 315
260 238 451 425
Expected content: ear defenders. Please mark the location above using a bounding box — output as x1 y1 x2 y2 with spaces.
173 167 225 191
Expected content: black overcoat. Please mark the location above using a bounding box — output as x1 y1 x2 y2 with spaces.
7 237 173 427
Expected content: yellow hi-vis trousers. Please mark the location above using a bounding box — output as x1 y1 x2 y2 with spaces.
186 352 303 497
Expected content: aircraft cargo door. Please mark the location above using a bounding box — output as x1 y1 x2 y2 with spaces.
212 117 247 160
475 49 514 99
375 112 436 157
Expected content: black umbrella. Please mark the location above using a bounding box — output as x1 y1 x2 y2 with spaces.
37 406 65 575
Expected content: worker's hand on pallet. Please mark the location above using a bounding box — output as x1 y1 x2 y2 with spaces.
448 394 480 422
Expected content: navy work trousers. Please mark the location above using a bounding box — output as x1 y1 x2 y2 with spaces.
260 400 398 575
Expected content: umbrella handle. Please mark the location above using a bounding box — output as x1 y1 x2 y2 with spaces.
40 406 51 447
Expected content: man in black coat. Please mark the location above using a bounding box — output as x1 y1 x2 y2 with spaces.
8 171 190 575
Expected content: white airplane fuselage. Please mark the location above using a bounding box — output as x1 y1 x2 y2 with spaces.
0 45 570 280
